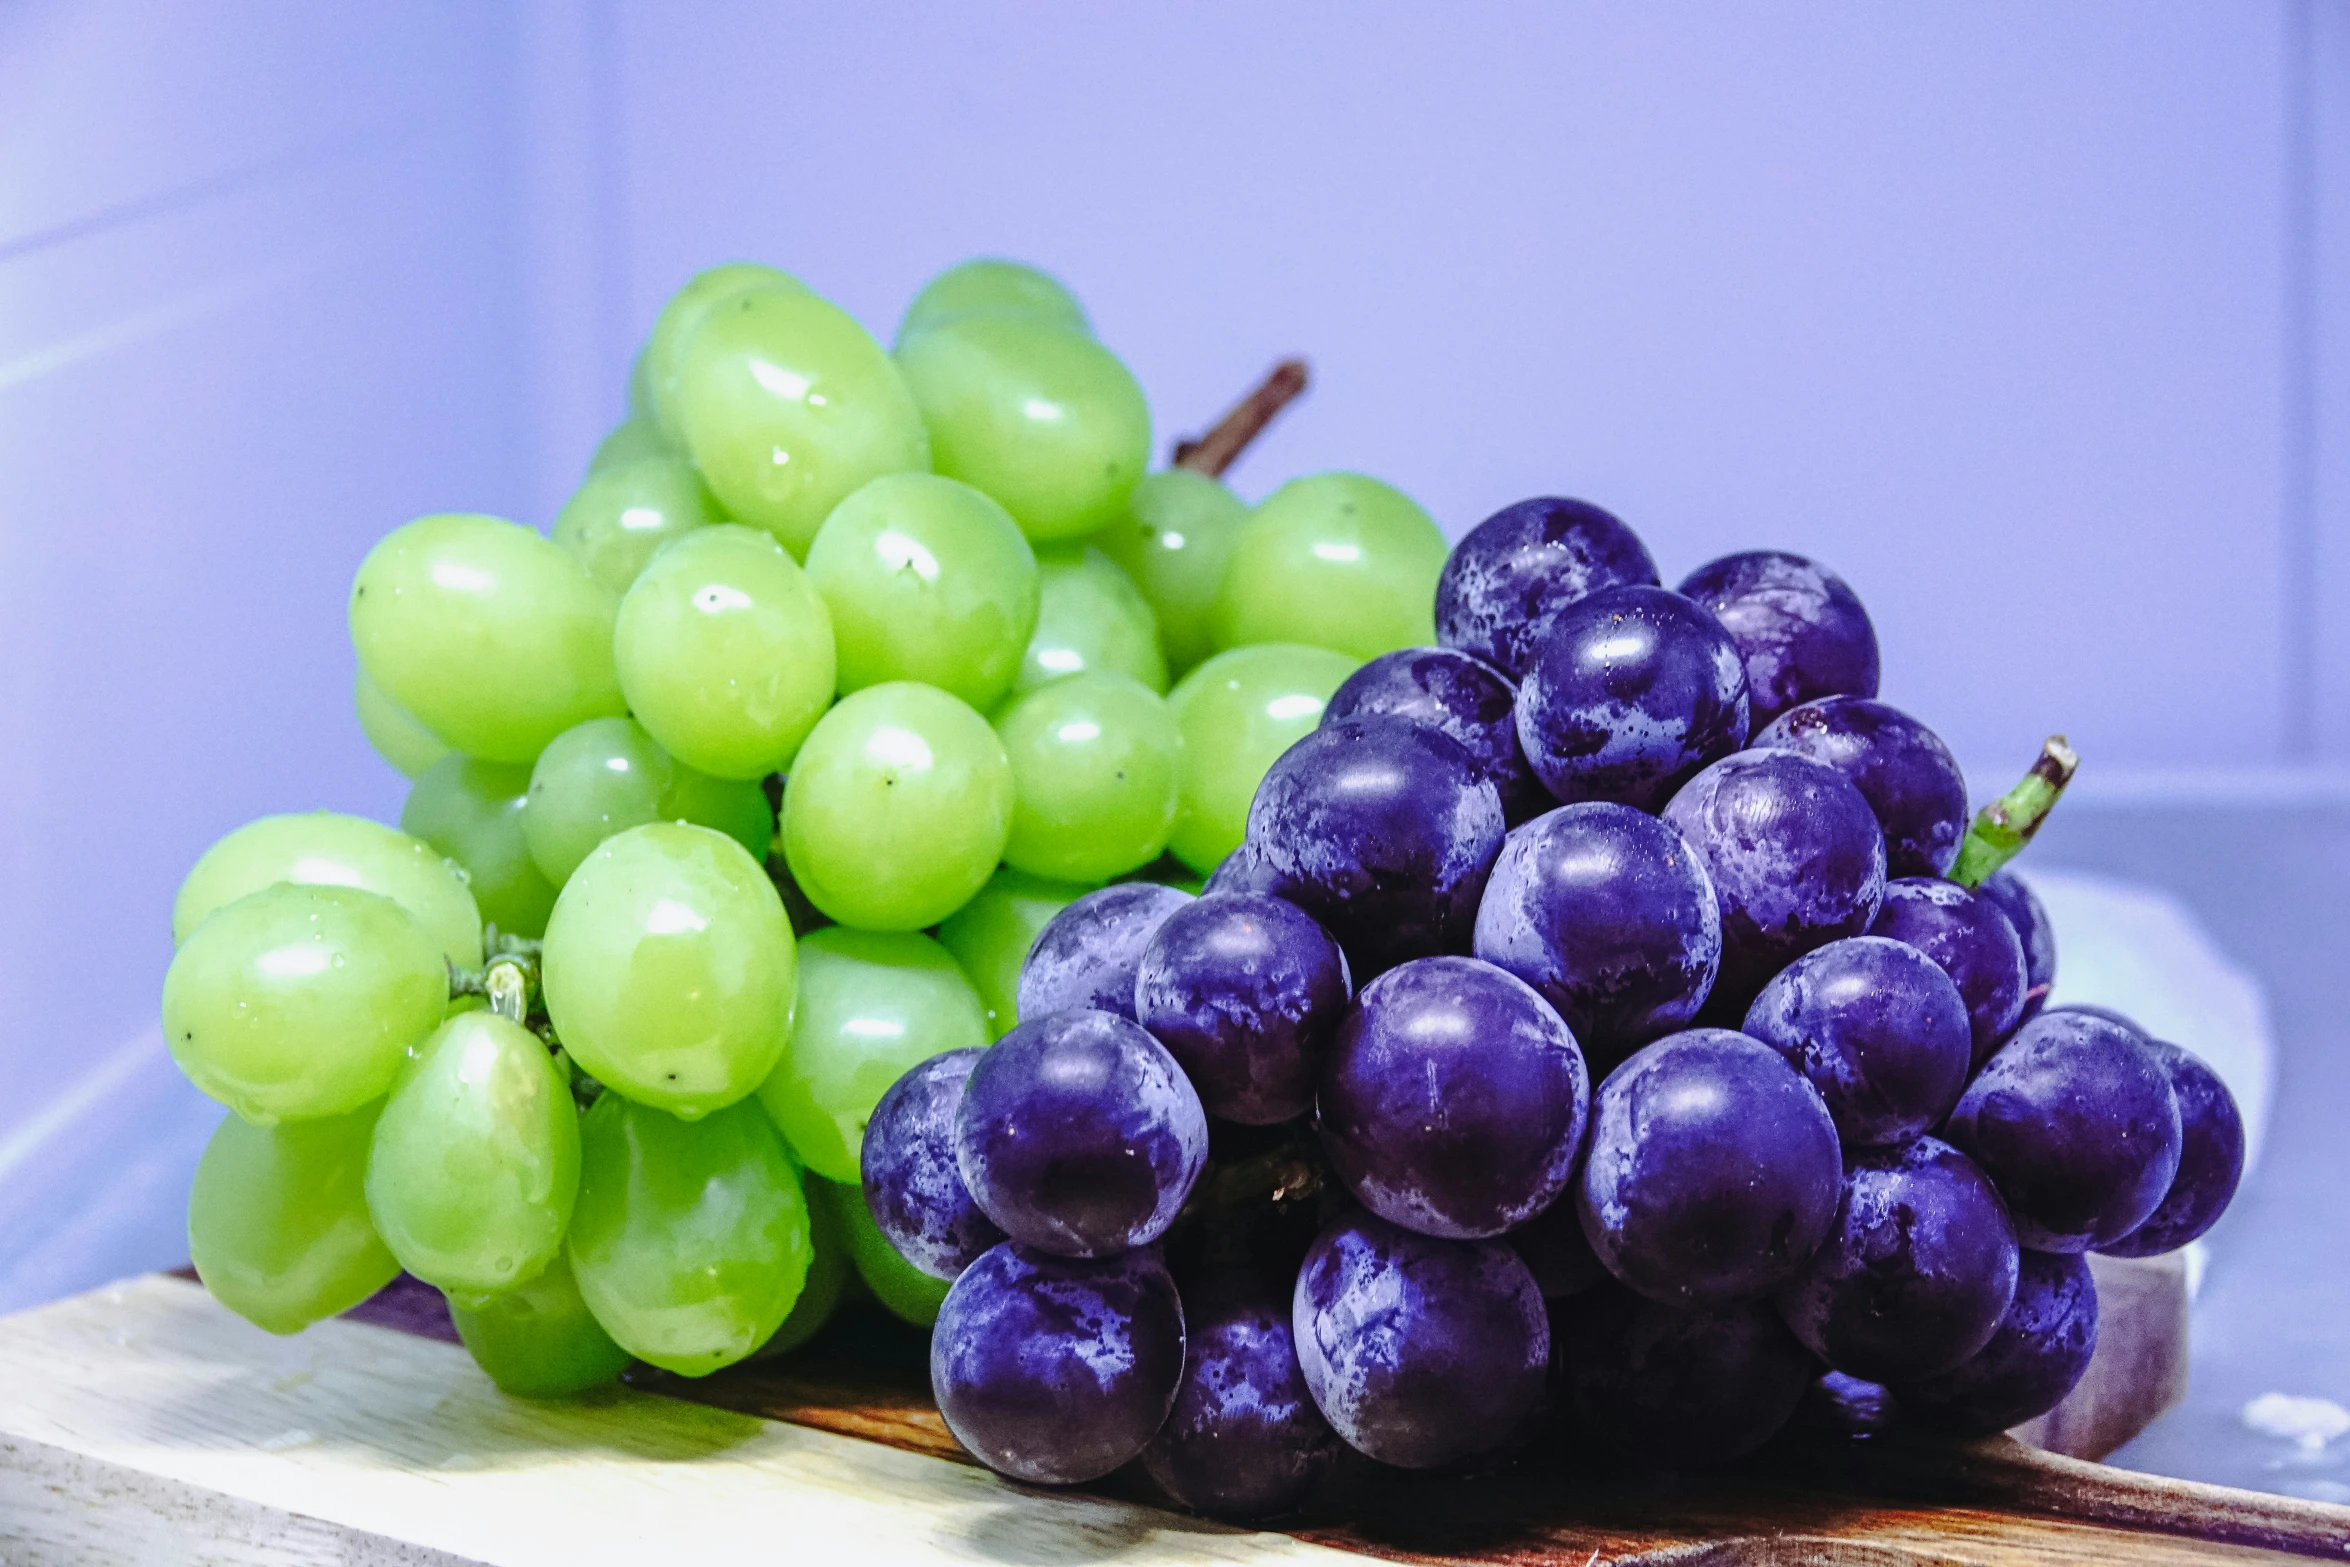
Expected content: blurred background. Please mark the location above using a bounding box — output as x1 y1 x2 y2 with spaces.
2 0 2345 1497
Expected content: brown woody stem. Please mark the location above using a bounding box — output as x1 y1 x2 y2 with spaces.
1172 358 1310 477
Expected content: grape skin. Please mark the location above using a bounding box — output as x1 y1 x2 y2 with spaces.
897 258 1092 344
1165 643 1361 874
935 867 1093 1040
2098 1040 2245 1257
1017 883 1194 1023
446 1251 632 1398
1142 1277 1339 1520
551 454 718 596
858 1049 1006 1280
1979 869 2058 1026
640 262 808 441
1868 879 2029 1070
1091 469 1250 676
995 672 1181 883
1213 473 1447 661
821 1174 953 1328
1677 550 1881 729
1894 1250 2100 1433
1433 496 1660 680
1016 543 1169 697
1742 936 1972 1148
401 758 559 940
173 810 483 969
1325 646 1547 826
188 1100 399 1335
1753 697 1970 879
354 666 450 779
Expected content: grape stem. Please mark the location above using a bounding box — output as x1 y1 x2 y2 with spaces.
1948 735 2079 888
1172 359 1310 477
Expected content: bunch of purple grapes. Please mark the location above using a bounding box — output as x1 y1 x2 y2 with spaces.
859 495 2245 1518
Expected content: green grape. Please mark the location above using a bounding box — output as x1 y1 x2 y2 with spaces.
751 1143 853 1359
1015 543 1168 696
781 683 1012 932
896 257 1091 344
1211 472 1448 660
673 286 929 558
552 455 719 596
817 1176 950 1328
1090 468 1251 676
996 672 1179 883
803 473 1039 712
541 822 795 1117
626 345 655 420
755 928 987 1184
895 311 1149 544
664 765 776 866
188 1100 398 1335
524 717 771 888
400 758 559 940
174 811 483 968
354 666 450 779
614 524 836 781
1166 643 1360 872
567 1095 811 1377
349 513 627 765
364 1012 579 1295
586 417 672 475
446 1251 633 1397
935 866 1092 1040
642 262 808 441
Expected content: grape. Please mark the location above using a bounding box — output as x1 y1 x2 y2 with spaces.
188 1101 399 1334
551 454 719 596
1291 1209 1549 1470
640 261 808 440
1015 544 1169 696
524 716 770 887
1472 802 1721 1071
363 1012 580 1295
1942 1010 2183 1252
1212 473 1447 660
1243 717 1504 978
1091 469 1250 675
897 257 1091 342
895 311 1149 543
1325 647 1545 825
1554 1284 1815 1464
1319 956 1588 1239
163 884 448 1123
1506 1193 1608 1300
567 1095 811 1377
755 927 987 1183
1753 698 1969 879
935 867 1092 1039
349 513 626 765
1132 892 1349 1125
1142 1275 1340 1520
752 1168 853 1357
354 666 450 779
614 524 837 781
398 758 558 940
1979 869 2057 1025
1677 551 1880 729
996 672 1180 882
932 1241 1185 1484
1776 1138 2019 1382
1017 882 1194 1022
587 417 673 475
1741 937 1972 1148
803 472 1040 711
446 1250 635 1397
673 285 929 557
1514 585 1751 811
1868 879 2029 1069
541 822 796 1118
174 810 483 968
1893 1250 2100 1432
955 1008 1207 1256
1433 497 1661 680
1166 643 1359 873
820 1174 953 1327
780 682 1014 930
1579 1029 1842 1306
2098 1040 2244 1257
859 1049 1005 1279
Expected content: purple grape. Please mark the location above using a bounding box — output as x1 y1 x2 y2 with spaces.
1142 1274 1340 1519
1317 956 1588 1239
1017 882 1194 1023
1776 1138 2020 1383
1868 879 2028 1070
1578 1029 1842 1306
1433 496 1660 680
1895 1249 2099 1433
1133 893 1351 1126
2041 1002 2146 1035
1661 750 1887 1011
1244 717 1505 979
1794 1370 1900 1439
1292 1208 1550 1470
1513 585 1751 812
860 1049 1006 1279
1472 802 1720 1073
1553 1284 1816 1465
1741 937 1972 1148
1978 870 2057 1025
2099 1041 2245 1258
1751 698 1967 878
1325 647 1547 824
1508 1187 1609 1299
1676 550 1880 729
955 1009 1208 1257
1202 837 1282 899
931 1242 1186 1485
1943 1011 2183 1252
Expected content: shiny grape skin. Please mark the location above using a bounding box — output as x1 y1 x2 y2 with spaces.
1742 937 1972 1148
1324 647 1547 825
1017 882 1195 1023
1133 893 1351 1126
1553 1283 1816 1465
1244 717 1505 980
1473 802 1721 1074
1676 550 1881 729
954 1009 1208 1257
1317 956 1589 1240
1142 1274 1341 1520
859 1050 1005 1280
1978 870 2058 1027
1894 1249 2099 1433
2098 1040 2246 1258
1776 1138 2020 1383
1868 879 2029 1071
1513 586 1751 813
1578 1029 1843 1307
1752 698 1968 879
932 1242 1186 1486
1292 1209 1550 1471
1943 1011 2183 1252
1432 497 1660 680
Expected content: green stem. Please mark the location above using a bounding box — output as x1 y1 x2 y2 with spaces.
1949 735 2079 889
